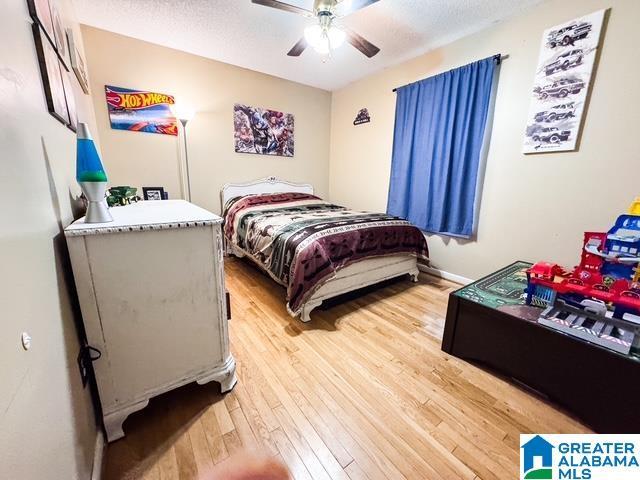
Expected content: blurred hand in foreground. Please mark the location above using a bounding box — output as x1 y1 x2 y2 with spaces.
202 452 290 480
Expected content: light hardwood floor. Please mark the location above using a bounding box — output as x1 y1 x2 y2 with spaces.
104 257 590 480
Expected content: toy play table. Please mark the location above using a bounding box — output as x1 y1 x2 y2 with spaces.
442 261 640 433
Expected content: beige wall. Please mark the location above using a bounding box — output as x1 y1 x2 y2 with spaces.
0 0 100 478
81 26 332 215
79 1 637 281
330 0 638 280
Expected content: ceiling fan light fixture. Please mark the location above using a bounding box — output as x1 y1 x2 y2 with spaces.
315 39 331 55
304 24 323 46
327 25 346 48
304 23 345 55
255 0 381 59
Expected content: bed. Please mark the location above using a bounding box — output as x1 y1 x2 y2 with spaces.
221 177 429 322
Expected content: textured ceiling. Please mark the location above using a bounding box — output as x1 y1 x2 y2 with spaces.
73 0 543 91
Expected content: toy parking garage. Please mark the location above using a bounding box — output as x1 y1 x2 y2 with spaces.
526 198 640 354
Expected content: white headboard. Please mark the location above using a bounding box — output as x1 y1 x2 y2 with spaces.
220 176 314 210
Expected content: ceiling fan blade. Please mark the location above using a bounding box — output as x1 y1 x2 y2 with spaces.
287 37 308 56
336 0 379 17
251 0 314 18
345 28 380 58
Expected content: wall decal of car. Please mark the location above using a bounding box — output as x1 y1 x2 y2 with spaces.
353 108 371 125
530 126 571 144
547 21 592 48
534 78 585 99
544 49 584 76
534 102 576 123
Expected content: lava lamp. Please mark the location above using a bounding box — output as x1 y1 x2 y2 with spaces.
77 123 113 223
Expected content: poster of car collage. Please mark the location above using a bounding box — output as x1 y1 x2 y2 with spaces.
523 9 605 153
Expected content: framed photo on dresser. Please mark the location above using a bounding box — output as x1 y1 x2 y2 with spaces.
142 187 166 201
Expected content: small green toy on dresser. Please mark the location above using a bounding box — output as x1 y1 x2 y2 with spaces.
106 186 141 207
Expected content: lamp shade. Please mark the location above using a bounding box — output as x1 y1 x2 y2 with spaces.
171 103 195 124
76 123 107 182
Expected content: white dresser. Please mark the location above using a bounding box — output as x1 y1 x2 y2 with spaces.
65 200 236 442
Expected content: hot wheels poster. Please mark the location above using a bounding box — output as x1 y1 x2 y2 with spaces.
105 85 177 136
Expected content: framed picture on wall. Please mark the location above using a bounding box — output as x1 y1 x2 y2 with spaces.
66 28 90 94
32 23 70 125
233 104 294 157
26 0 55 45
49 0 70 69
523 9 606 153
62 70 77 132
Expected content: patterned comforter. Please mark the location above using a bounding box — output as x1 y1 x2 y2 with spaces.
223 192 429 316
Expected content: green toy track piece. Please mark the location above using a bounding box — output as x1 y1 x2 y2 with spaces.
456 261 532 309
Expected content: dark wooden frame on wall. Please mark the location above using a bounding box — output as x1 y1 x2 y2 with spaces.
443 280 640 434
48 0 70 69
61 68 77 132
26 0 56 45
32 23 69 125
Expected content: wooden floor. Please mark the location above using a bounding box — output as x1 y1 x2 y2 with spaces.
105 257 589 480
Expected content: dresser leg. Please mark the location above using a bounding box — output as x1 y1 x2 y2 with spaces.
219 370 238 393
196 355 237 393
103 399 149 442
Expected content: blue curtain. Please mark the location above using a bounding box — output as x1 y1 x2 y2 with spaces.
387 57 497 237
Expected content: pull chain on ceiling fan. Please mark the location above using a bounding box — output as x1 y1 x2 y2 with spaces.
251 0 381 59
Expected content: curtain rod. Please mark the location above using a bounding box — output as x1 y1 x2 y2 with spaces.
392 53 507 93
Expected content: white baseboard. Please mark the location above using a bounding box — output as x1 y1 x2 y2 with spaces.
418 264 473 285
91 430 105 480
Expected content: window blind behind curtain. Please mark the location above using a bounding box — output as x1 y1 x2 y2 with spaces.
387 56 498 238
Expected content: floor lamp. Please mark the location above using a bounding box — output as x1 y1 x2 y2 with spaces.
173 104 195 201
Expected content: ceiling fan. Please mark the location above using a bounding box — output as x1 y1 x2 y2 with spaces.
252 0 381 58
